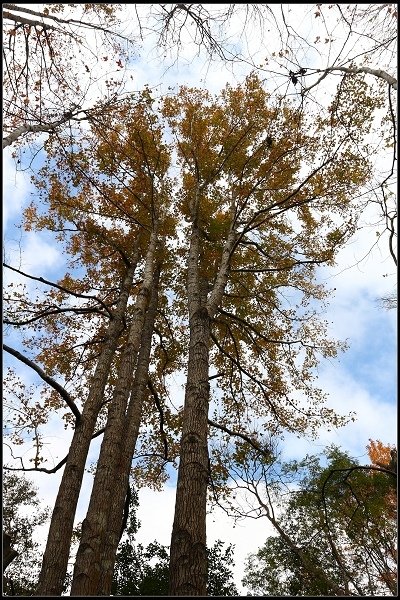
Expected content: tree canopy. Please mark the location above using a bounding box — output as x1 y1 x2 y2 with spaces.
2 473 50 596
3 4 397 597
242 441 397 596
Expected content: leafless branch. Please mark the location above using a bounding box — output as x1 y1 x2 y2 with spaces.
3 343 81 422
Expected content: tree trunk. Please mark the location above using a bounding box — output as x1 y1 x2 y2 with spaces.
70 235 158 596
35 260 138 596
169 305 210 596
97 265 160 595
169 193 236 595
169 208 210 596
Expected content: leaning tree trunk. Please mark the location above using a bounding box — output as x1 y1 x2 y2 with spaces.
70 233 158 596
35 256 139 597
97 265 161 595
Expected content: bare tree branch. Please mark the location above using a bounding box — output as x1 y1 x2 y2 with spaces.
208 418 272 460
303 65 397 95
3 262 112 316
3 427 105 474
3 343 81 423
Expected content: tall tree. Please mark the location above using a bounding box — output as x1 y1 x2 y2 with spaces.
41 100 174 596
4 91 175 595
162 72 381 594
3 71 386 596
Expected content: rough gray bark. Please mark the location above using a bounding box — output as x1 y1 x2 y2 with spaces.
169 191 237 595
169 305 210 596
35 258 138 597
70 233 158 596
98 264 161 595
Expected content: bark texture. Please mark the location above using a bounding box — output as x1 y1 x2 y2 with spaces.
35 261 138 596
168 206 209 596
70 236 158 596
98 266 160 595
169 194 237 595
169 306 210 596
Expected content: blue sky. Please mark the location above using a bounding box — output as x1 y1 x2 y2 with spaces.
3 4 397 594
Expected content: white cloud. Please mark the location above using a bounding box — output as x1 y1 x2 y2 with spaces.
282 359 397 463
21 233 62 272
2 149 32 233
136 486 176 548
3 146 62 282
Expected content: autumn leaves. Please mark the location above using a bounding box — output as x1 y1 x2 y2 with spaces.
6 73 380 595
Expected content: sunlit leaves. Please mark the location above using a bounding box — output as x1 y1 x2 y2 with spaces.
5 73 377 482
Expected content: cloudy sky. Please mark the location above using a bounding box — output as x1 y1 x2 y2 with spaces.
3 4 397 594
